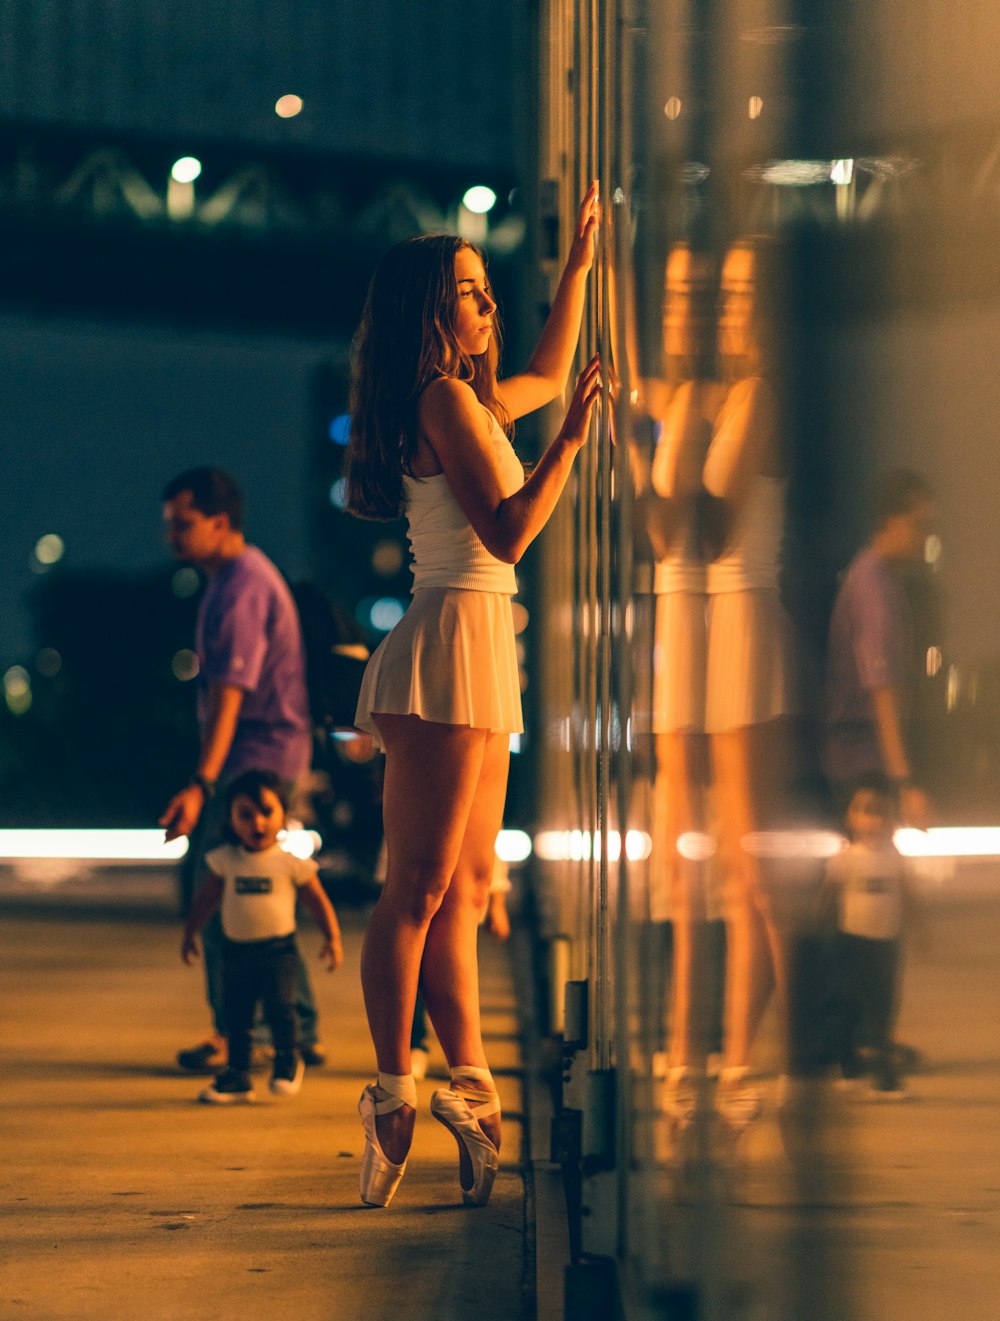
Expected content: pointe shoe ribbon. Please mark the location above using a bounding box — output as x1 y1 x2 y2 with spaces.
358 1084 409 1207
430 1086 501 1207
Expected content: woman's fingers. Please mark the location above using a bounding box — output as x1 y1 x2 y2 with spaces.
577 181 600 238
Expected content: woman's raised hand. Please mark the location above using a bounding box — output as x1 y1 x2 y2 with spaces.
567 181 600 274
558 355 602 449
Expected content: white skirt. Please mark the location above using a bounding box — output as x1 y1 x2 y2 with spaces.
650 591 708 734
354 587 523 749
705 588 794 733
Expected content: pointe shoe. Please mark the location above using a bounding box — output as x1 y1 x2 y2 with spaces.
358 1085 410 1207
715 1068 762 1132
662 1066 702 1131
430 1086 500 1207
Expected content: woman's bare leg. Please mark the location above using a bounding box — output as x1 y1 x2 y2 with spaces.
713 725 786 1071
419 730 509 1159
654 731 709 1071
362 713 490 1160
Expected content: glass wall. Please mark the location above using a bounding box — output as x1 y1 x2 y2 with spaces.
531 1 1000 1316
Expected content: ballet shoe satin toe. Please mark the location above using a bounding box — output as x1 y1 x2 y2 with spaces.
358 1084 409 1207
430 1086 501 1207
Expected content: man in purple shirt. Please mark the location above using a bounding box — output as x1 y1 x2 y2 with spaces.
825 469 935 827
160 467 324 1073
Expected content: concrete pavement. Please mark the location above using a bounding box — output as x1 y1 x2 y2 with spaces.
0 873 531 1321
5 865 1000 1321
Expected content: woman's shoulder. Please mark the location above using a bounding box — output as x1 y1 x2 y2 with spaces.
419 374 479 418
720 373 771 411
416 375 503 461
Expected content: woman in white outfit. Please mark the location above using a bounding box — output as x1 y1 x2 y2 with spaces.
633 243 717 1128
346 185 600 1207
703 238 795 1128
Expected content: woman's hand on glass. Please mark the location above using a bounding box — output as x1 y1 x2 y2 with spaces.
567 181 600 274
558 355 602 448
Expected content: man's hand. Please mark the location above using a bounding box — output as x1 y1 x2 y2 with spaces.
900 785 932 831
319 935 344 972
181 931 200 965
160 783 205 842
484 891 511 942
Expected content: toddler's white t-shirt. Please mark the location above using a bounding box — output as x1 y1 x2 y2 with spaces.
826 840 905 942
205 842 318 942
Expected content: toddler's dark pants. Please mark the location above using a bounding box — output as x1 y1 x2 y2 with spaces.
835 931 900 1079
222 934 299 1073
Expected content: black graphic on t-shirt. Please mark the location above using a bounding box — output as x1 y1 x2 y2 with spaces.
235 876 273 895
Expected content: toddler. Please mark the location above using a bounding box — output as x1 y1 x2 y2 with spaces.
182 769 343 1103
822 775 914 1097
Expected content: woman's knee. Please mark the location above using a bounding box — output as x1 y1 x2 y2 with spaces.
383 864 452 926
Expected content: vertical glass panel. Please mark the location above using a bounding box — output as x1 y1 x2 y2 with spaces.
539 0 1000 1314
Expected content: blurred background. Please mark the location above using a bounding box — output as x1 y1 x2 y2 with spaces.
0 0 536 848
4 3 1000 1318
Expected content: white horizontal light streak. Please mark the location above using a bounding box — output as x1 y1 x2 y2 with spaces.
894 827 1000 858
11 825 996 870
495 830 532 863
0 830 190 861
537 826 1000 865
533 830 652 862
677 832 717 861
742 830 844 860
0 828 320 862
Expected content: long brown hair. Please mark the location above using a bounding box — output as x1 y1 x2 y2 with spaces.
345 234 510 520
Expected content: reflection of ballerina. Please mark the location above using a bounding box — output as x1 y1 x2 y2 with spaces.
633 243 718 1125
703 239 794 1129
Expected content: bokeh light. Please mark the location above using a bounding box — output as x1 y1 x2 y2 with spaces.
328 413 352 446
171 567 201 599
4 665 32 716
171 649 200 682
371 540 405 577
34 533 65 566
35 648 62 678
368 598 405 632
275 94 304 119
462 185 497 214
170 156 202 184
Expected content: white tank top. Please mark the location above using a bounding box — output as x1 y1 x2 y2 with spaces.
403 409 522 594
706 475 786 594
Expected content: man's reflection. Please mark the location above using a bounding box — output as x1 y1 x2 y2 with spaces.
824 468 936 828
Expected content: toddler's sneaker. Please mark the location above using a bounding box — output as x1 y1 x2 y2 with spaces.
869 1064 907 1101
269 1053 305 1097
177 1039 227 1074
199 1068 255 1104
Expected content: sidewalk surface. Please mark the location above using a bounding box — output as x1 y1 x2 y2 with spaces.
0 872 532 1321
5 867 1000 1321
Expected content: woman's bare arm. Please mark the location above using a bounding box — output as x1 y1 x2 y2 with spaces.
497 183 599 420
419 359 601 563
